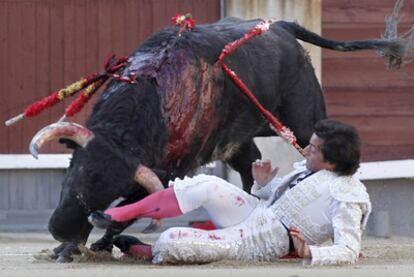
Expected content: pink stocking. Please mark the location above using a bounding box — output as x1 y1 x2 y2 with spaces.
128 244 153 260
105 187 182 222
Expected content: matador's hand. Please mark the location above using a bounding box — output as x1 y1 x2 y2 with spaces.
289 227 311 259
252 159 279 187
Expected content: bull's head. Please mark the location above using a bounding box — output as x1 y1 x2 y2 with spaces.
30 122 164 244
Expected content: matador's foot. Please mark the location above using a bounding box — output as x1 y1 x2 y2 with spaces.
113 235 149 253
88 211 113 229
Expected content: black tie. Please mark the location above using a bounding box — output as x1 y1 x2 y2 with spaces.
288 171 313 189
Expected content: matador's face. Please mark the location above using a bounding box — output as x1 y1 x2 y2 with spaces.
304 134 335 173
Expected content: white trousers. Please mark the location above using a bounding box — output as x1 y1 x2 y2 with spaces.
173 174 259 227
152 175 290 264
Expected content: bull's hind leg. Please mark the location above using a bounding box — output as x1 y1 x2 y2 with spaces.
90 190 147 252
227 140 261 192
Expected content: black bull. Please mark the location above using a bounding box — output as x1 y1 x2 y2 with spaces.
30 17 412 261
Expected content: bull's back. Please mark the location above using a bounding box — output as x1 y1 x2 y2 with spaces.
152 19 314 172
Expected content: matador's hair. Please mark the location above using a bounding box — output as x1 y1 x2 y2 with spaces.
314 119 361 176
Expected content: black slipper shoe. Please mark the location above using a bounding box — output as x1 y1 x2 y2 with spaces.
88 211 113 229
113 234 149 253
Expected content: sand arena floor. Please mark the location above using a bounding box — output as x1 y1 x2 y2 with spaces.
0 232 413 277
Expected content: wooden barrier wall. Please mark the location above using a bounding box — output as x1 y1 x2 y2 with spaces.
0 0 220 154
322 0 414 161
1 0 413 162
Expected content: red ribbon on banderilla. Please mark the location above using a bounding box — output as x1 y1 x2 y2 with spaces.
217 20 305 156
5 55 134 126
172 13 195 34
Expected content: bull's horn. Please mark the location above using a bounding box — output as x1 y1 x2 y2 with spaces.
30 122 94 159
134 165 165 233
134 165 165 193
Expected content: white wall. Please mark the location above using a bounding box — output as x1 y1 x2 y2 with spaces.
225 0 321 81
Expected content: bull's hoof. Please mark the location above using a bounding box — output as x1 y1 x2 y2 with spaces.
90 237 113 253
56 254 73 263
50 242 79 263
113 235 148 253
51 243 66 259
88 211 113 229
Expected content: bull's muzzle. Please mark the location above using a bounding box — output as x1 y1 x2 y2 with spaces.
29 122 94 158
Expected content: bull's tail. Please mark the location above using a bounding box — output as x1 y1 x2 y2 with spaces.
278 0 414 69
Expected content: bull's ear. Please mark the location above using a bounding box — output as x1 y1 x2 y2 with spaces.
59 138 79 150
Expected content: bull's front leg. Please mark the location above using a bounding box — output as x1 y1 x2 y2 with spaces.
89 219 136 252
49 242 81 263
90 191 147 252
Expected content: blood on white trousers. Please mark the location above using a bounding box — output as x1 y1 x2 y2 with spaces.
171 174 259 228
